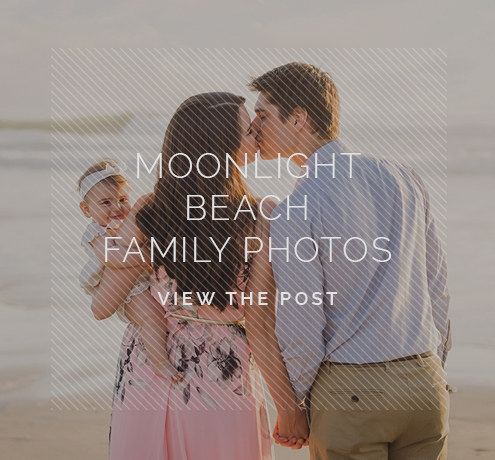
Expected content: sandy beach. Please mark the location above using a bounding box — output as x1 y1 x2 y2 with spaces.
0 385 494 460
1 147 494 458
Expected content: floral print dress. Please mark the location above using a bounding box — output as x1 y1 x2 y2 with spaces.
108 261 274 460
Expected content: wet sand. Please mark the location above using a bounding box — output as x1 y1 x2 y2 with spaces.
1 167 494 458
0 387 494 460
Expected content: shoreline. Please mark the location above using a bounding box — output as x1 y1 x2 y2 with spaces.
2 300 495 406
1 167 494 458
0 299 493 459
0 385 493 460
1 301 493 459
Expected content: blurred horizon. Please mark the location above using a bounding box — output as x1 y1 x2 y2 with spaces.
1 0 494 127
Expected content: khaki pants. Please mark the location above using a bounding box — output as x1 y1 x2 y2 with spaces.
308 354 449 460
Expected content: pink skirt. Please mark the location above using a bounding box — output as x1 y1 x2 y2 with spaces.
108 321 273 460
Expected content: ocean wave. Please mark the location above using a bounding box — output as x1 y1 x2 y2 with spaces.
0 112 133 135
0 118 493 175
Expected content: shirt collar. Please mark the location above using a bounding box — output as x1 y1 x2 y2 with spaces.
293 139 346 190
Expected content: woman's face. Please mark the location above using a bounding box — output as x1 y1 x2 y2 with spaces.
236 105 258 166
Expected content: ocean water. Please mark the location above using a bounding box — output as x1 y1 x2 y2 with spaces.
2 113 494 172
0 115 494 407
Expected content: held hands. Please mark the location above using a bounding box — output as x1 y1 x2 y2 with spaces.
273 409 310 450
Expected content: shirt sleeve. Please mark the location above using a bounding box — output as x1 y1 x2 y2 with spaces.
271 201 327 402
412 170 451 365
425 194 451 365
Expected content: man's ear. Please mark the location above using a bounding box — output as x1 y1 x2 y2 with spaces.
80 201 92 218
292 107 307 132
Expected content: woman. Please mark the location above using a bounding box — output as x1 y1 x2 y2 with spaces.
92 92 308 459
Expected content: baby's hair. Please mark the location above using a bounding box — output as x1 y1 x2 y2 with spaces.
77 159 129 200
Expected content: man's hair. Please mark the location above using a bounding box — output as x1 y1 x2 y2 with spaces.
248 62 340 140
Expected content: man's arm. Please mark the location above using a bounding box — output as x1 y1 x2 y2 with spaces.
271 201 327 403
425 195 451 365
412 170 451 364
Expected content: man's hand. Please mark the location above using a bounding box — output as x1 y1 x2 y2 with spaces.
272 410 309 449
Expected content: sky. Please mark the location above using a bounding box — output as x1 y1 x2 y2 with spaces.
1 0 494 125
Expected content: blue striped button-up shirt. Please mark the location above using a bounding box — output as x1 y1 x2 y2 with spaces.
271 140 451 402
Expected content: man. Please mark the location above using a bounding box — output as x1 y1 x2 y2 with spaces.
248 62 451 459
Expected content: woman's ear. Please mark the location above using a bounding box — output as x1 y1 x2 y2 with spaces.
80 201 92 218
292 107 307 132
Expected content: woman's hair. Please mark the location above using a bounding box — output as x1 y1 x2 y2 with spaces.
136 92 258 311
77 159 128 199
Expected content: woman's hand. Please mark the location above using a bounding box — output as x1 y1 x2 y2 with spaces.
273 409 309 449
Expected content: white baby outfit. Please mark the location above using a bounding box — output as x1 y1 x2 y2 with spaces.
79 221 151 322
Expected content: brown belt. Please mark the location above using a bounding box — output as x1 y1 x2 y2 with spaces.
329 350 435 367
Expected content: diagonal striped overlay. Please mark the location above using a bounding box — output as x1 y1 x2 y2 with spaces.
51 48 447 412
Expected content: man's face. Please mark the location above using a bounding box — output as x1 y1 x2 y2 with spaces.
253 92 296 160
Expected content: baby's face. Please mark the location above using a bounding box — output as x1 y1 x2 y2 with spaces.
80 181 131 226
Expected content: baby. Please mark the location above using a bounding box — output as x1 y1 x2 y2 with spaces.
78 159 183 382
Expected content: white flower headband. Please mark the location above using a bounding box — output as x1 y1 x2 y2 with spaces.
79 162 127 200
